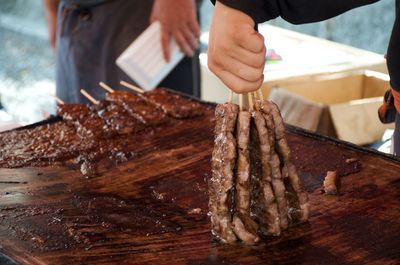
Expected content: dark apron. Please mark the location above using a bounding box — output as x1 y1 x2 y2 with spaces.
56 0 200 104
394 113 400 156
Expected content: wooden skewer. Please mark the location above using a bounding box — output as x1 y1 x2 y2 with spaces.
257 89 264 101
51 94 65 105
252 92 260 110
80 89 100 105
120 81 145 94
239 94 243 111
228 90 233 103
99 82 114 93
248 93 254 111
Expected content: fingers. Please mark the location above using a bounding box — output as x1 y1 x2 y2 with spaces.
173 30 195 57
229 45 266 69
160 22 199 59
181 24 199 50
188 18 201 39
219 55 265 82
236 27 265 53
212 68 264 94
160 29 171 62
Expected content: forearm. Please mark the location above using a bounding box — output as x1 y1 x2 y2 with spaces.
43 0 60 19
43 0 60 48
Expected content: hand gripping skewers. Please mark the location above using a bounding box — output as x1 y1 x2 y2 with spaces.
209 90 310 245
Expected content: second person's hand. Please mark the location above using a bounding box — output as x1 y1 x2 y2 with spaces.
150 0 200 62
208 1 266 94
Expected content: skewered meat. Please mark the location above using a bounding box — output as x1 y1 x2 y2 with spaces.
209 103 238 243
251 111 281 236
233 111 260 244
209 99 310 244
58 104 106 138
141 88 204 119
259 101 310 223
262 111 289 230
105 91 169 126
95 101 146 135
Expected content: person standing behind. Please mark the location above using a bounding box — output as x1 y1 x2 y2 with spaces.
207 0 399 156
43 0 202 103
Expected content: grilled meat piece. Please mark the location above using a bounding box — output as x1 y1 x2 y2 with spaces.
232 215 259 244
259 100 310 223
209 103 239 243
95 101 146 135
262 110 289 230
233 111 260 244
141 88 204 119
58 104 106 138
251 111 281 236
105 91 169 126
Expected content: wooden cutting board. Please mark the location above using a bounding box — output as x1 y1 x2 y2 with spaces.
0 105 399 265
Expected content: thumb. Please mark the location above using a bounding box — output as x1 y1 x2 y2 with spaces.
238 26 265 53
161 27 171 62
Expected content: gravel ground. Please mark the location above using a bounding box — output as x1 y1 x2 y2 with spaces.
0 1 56 125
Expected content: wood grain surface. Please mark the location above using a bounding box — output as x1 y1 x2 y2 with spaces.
0 104 399 265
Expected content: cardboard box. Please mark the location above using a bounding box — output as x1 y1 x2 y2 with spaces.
263 70 395 145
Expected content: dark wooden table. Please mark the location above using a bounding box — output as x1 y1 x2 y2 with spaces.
0 105 399 265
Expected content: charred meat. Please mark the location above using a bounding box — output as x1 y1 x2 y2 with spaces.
141 88 204 119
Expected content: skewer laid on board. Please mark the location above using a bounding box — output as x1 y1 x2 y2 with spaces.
99 82 114 93
120 81 145 94
51 94 65 105
80 89 100 105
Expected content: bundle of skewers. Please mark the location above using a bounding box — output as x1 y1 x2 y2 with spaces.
209 89 310 245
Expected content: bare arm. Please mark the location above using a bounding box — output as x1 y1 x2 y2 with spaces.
43 0 60 49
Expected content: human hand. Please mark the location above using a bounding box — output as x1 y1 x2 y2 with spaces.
150 0 200 61
208 1 266 94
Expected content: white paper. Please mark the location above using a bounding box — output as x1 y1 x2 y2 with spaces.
116 21 184 90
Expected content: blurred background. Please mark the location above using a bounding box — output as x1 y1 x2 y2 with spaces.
0 0 396 145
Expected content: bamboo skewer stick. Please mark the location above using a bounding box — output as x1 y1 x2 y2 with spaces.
248 93 254 111
252 92 260 111
80 89 100 105
257 89 264 101
228 90 233 103
51 95 65 105
120 81 145 94
239 94 243 111
99 82 114 93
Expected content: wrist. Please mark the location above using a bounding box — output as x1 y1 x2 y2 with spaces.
215 1 255 28
392 88 400 112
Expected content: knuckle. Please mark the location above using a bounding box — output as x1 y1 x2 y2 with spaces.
208 60 218 72
231 86 244 94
